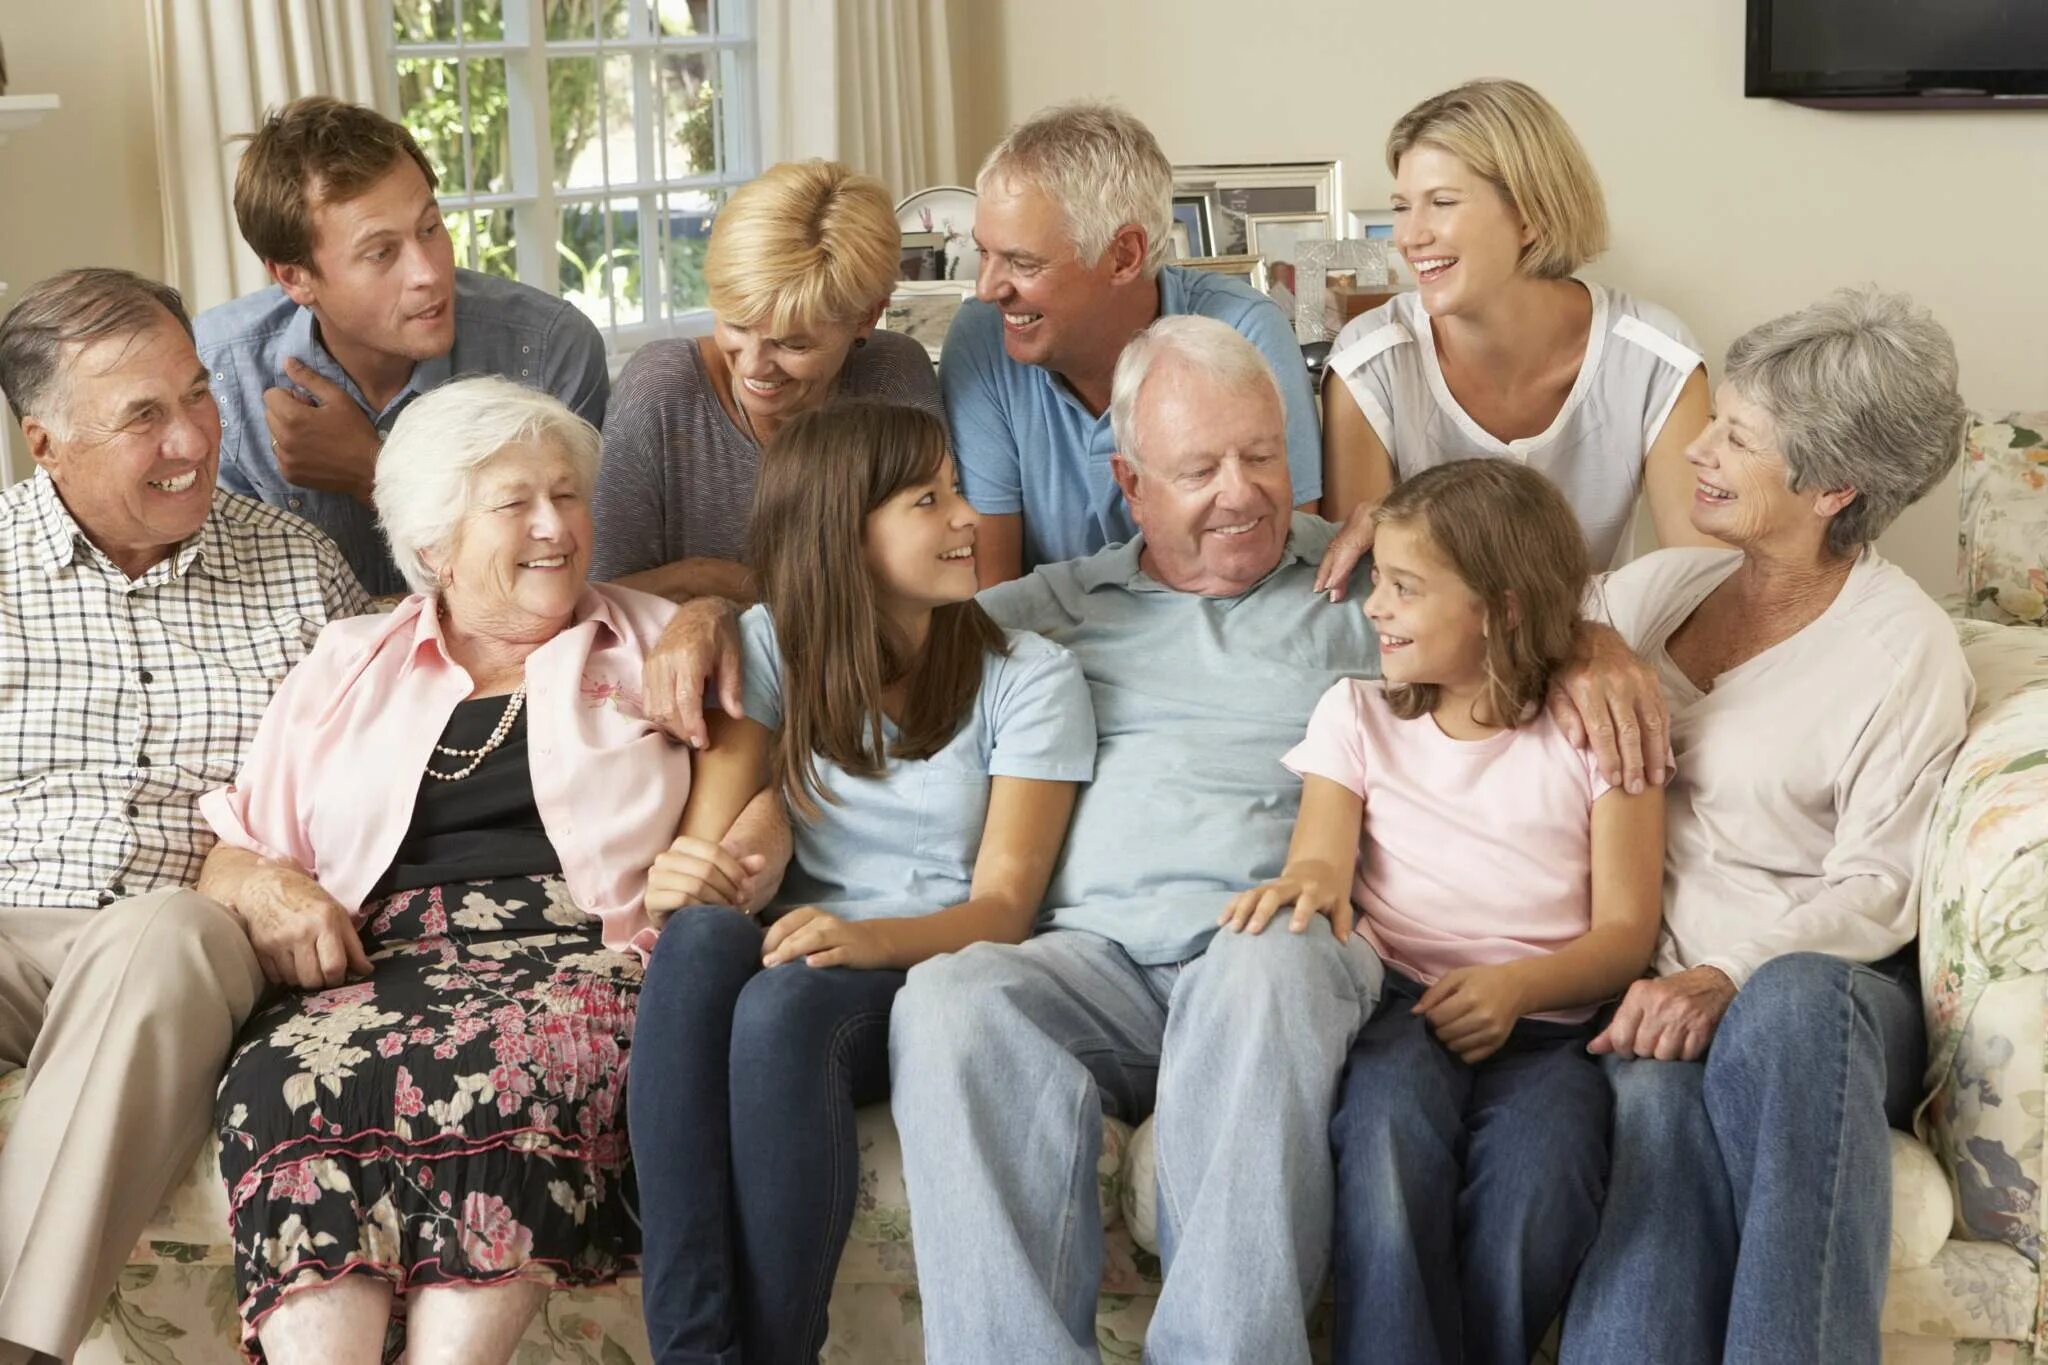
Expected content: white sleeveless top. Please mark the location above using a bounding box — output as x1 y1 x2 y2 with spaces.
1328 282 1703 567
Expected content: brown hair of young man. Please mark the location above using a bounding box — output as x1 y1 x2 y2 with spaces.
1372 458 1590 727
748 400 1009 818
233 96 440 270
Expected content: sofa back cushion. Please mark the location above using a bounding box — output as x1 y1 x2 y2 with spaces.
1961 414 2048 626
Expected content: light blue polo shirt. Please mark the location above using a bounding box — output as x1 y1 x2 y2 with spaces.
978 514 1379 964
738 606 1096 921
194 268 610 598
943 264 1323 571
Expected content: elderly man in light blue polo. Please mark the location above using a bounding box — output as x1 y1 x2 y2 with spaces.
945 101 1321 584
890 315 1375 1364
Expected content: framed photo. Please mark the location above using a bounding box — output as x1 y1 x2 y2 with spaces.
1293 238 1392 343
880 282 974 361
1347 209 1397 241
1176 253 1269 294
1245 212 1329 267
1171 161 1344 258
1170 193 1214 259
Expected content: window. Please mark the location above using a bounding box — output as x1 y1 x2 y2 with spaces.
391 0 757 349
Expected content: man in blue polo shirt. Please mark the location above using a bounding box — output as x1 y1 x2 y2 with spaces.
944 101 1321 582
194 97 608 596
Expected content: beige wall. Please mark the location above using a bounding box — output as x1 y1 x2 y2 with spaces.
0 0 165 473
947 0 2048 592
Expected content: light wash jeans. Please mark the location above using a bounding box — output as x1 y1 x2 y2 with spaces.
1560 951 1924 1365
889 921 1384 1365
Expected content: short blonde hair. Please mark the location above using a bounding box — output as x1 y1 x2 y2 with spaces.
978 101 1174 275
705 160 900 334
1387 79 1608 279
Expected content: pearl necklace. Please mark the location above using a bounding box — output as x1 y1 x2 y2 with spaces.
424 684 527 782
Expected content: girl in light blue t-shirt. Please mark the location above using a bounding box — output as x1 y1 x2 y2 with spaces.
627 400 1095 1362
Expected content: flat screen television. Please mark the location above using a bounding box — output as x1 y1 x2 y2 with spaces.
1747 0 2048 107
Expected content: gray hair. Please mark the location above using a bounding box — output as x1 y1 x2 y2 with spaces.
1726 287 1968 557
1109 315 1285 468
0 268 194 429
978 101 1175 275
374 375 602 594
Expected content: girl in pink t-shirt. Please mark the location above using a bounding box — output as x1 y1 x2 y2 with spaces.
1223 458 1665 1365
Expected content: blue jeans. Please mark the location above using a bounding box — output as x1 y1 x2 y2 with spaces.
889 923 1384 1365
628 906 905 1365
1331 971 1609 1365
1560 951 1924 1365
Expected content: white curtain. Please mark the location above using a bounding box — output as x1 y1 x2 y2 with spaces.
144 0 392 313
757 0 959 197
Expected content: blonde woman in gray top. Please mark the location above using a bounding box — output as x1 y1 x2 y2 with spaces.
592 160 941 601
1316 80 1717 591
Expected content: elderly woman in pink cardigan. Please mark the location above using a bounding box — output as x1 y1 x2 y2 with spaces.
194 377 778 1365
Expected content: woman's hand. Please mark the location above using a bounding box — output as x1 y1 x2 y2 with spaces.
645 835 770 926
1219 866 1355 938
1414 964 1528 1064
644 596 744 750
760 907 894 970
1548 622 1673 795
1588 966 1738 1062
235 863 374 991
1312 501 1378 603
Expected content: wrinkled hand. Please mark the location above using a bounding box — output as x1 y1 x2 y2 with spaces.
1547 623 1672 794
645 597 744 749
645 836 770 927
236 862 373 990
761 907 893 970
1218 866 1355 938
1312 501 1378 602
1414 964 1527 1064
263 358 381 502
1588 967 1737 1061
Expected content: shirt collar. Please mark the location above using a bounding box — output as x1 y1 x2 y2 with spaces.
1072 514 1321 597
27 470 237 582
406 584 627 663
287 306 443 422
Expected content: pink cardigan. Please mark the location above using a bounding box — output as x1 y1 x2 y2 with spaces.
200 585 690 956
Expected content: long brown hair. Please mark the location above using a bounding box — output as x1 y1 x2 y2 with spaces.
1372 459 1588 726
749 400 1009 818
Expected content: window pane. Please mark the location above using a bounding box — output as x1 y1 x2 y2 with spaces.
397 58 468 194
658 190 718 315
657 50 720 179
600 0 635 40
558 200 643 329
550 58 608 190
546 0 599 40
656 0 705 37
394 0 457 44
446 207 522 277
463 58 515 193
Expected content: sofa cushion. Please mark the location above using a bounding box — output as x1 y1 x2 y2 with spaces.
1960 414 2048 626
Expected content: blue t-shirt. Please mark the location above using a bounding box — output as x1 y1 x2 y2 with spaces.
978 514 1379 964
194 268 610 597
738 605 1096 920
942 264 1323 571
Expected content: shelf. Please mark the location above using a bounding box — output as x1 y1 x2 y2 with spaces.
0 94 61 144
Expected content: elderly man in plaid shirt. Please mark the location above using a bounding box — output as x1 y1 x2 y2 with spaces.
0 269 368 1364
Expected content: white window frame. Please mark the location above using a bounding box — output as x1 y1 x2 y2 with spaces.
388 0 758 354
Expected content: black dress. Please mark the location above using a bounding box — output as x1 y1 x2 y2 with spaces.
215 699 642 1356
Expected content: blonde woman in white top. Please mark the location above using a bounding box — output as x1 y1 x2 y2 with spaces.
1560 288 1973 1365
1315 80 1716 589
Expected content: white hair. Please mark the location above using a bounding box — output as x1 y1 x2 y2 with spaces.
1108 315 1285 467
374 375 602 594
978 101 1175 275
1725 286 1968 557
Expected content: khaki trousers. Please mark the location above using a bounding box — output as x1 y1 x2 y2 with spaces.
0 889 265 1362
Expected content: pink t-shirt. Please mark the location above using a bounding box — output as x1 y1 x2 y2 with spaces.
200 585 691 958
1282 679 1611 1021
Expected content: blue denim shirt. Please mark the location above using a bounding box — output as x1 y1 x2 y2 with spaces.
194 268 611 596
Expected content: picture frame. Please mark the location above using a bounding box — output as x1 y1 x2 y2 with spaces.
1171 162 1344 258
1293 238 1392 343
879 281 975 361
1175 253 1269 294
1346 209 1397 241
1170 193 1214 259
1245 211 1331 267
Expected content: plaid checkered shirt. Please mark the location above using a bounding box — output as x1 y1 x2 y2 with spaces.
0 472 370 910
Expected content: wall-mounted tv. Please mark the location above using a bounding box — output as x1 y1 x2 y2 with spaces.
1747 0 2048 108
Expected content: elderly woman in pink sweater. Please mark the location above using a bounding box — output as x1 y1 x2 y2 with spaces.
195 377 778 1365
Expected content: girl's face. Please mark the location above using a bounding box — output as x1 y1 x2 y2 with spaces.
862 453 982 617
1364 519 1491 693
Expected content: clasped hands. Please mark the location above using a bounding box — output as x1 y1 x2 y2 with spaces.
645 834 893 969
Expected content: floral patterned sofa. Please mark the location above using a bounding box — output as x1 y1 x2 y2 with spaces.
6 416 2047 1365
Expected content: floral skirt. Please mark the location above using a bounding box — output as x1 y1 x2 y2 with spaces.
215 875 642 1354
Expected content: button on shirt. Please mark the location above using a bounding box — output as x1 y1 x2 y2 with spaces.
977 514 1379 963
737 606 1096 921
0 473 370 911
944 264 1324 571
194 267 612 596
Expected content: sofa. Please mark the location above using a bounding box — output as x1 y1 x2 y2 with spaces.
8 414 2047 1364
